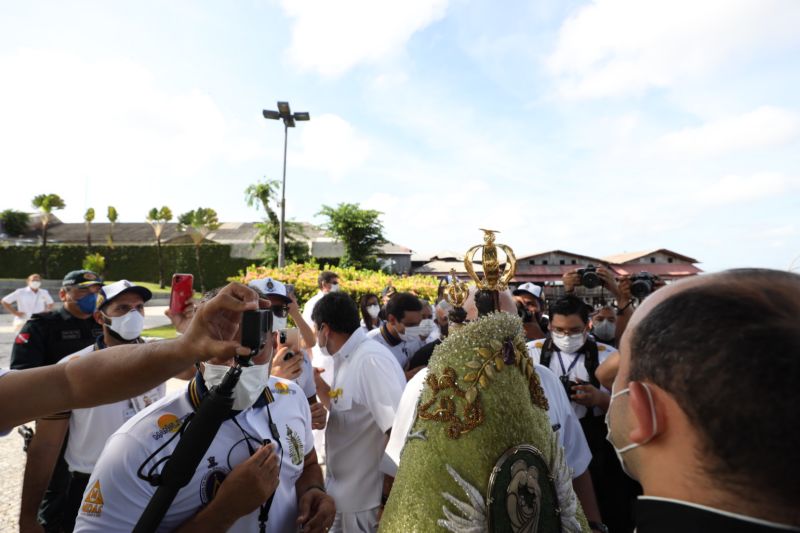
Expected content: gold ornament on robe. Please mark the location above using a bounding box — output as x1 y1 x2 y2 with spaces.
464 229 517 291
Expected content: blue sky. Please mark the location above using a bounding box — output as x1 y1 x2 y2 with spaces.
1 0 799 272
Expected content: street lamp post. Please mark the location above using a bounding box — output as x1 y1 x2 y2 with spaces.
262 101 310 268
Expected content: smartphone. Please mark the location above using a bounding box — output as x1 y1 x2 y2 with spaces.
170 273 194 314
279 327 299 348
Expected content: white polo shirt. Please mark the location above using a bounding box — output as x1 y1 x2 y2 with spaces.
74 376 313 533
381 363 591 479
365 326 424 370
325 328 405 513
301 291 325 326
58 344 165 474
528 339 615 419
2 286 53 325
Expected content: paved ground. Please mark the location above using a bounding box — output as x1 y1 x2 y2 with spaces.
0 304 177 530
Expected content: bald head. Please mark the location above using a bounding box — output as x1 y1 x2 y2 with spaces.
622 269 800 510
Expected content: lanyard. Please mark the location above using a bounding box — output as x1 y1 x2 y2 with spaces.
556 350 583 377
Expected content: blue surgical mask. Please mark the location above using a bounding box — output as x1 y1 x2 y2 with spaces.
77 292 97 314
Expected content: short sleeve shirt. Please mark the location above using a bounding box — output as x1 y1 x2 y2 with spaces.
57 344 166 474
2 287 53 317
325 329 405 513
73 376 313 533
381 365 591 479
527 338 616 418
10 307 102 370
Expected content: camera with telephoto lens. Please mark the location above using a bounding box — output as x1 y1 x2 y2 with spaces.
577 264 602 289
629 272 659 300
240 309 273 357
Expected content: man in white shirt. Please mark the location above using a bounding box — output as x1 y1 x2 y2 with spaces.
18 280 164 532
74 297 335 532
365 292 424 376
2 273 54 329
301 271 340 326
311 291 405 533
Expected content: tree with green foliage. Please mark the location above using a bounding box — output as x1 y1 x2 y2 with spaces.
107 206 118 248
146 206 173 288
317 203 387 269
0 209 31 237
84 207 95 249
82 252 105 275
32 193 66 276
178 207 220 292
245 179 308 266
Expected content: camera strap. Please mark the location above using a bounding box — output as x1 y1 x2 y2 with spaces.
556 350 583 378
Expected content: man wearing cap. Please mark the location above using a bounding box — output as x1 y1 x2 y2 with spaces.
13 270 104 533
2 273 54 330
512 282 548 341
18 280 165 532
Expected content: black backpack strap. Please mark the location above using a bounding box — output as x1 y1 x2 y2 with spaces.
582 339 601 389
539 337 555 368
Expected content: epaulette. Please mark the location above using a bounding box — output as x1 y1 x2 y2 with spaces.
28 311 58 321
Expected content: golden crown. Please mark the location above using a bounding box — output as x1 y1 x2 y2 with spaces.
464 229 517 291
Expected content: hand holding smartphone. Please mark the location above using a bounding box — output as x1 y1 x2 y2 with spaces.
169 274 194 314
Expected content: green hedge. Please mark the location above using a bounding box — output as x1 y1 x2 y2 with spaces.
0 244 254 290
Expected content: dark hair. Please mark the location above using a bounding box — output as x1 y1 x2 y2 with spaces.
359 293 380 331
385 292 422 321
548 295 591 324
311 292 360 334
318 271 339 289
629 269 800 509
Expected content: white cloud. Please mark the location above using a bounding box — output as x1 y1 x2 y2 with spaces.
281 0 449 77
546 0 800 99
691 172 800 207
654 107 800 157
288 113 370 180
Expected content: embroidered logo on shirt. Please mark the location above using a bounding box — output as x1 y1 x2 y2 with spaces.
200 457 229 505
286 425 304 465
151 413 184 440
274 382 292 395
329 388 343 402
14 333 30 344
81 480 104 517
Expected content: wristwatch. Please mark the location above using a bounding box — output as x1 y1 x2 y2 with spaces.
588 520 609 533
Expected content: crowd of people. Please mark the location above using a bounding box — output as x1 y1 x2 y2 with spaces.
0 265 798 532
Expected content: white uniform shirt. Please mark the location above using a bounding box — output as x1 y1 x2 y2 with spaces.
365 327 424 370
2 286 53 325
301 291 325 326
58 344 165 474
527 338 615 418
382 364 591 479
74 376 313 533
293 349 316 398
325 328 405 513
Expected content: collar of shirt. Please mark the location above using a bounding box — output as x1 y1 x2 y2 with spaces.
334 328 367 360
187 370 274 413
635 496 800 532
379 324 402 347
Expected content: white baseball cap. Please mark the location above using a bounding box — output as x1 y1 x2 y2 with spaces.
96 280 152 309
248 277 291 302
513 282 543 299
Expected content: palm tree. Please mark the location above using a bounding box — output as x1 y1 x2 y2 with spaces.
245 178 308 266
107 206 118 248
178 207 220 292
31 193 66 277
146 206 173 288
84 207 95 250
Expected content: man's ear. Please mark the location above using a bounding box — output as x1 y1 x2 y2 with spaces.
93 309 106 327
59 288 68 302
627 381 661 444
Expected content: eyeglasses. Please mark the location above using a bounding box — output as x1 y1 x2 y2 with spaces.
551 326 586 336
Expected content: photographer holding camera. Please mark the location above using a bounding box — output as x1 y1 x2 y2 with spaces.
73 288 335 533
512 282 549 341
528 295 639 532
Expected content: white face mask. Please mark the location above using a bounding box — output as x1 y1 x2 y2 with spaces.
103 309 145 341
29 281 42 290
593 321 616 341
399 325 422 342
317 325 332 356
328 283 340 293
551 331 587 353
272 315 287 332
202 362 270 411
418 319 435 338
605 383 658 479
366 305 380 319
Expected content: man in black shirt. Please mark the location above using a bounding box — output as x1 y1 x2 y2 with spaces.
608 269 800 532
12 270 103 533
